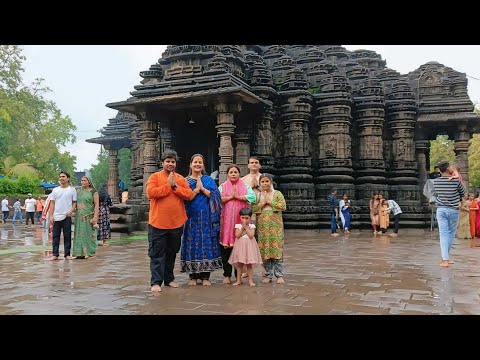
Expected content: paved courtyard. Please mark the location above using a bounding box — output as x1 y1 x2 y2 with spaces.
1 223 480 315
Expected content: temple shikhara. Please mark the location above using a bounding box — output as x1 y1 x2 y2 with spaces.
87 45 480 231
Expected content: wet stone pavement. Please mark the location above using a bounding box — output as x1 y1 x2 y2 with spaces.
1 223 480 315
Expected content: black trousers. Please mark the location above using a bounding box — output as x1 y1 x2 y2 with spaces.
393 214 401 233
52 217 72 257
148 225 182 287
25 212 35 225
220 246 238 278
189 272 210 281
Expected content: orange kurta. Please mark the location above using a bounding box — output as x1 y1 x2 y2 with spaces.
146 170 193 229
469 200 478 238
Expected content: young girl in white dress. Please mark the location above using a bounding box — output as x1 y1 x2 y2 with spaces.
228 207 263 286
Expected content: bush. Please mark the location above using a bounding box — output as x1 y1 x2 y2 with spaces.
0 176 40 195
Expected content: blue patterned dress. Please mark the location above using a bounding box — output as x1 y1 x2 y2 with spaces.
180 175 222 278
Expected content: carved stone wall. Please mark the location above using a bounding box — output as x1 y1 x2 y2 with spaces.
102 45 480 229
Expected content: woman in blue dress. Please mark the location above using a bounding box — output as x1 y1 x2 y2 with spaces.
339 193 351 235
180 154 222 286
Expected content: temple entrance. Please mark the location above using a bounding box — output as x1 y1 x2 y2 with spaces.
172 111 219 177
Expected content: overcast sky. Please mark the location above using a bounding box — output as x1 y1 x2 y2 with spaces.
22 45 480 171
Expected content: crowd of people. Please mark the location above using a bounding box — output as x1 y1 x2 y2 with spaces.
3 152 473 289
327 190 403 238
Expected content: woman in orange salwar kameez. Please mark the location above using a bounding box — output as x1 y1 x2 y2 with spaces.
469 194 479 241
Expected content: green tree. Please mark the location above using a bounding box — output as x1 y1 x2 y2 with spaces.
429 135 455 172
90 148 108 188
0 155 38 178
0 45 77 182
469 104 480 188
90 147 131 189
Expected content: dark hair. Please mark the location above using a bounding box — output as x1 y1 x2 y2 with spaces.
248 156 260 163
98 184 110 202
434 165 440 170
259 173 277 188
239 207 252 216
331 188 337 194
59 171 70 178
188 154 207 176
438 161 449 173
161 150 178 162
226 164 241 176
476 192 480 198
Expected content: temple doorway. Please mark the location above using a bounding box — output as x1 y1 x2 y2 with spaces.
172 111 219 177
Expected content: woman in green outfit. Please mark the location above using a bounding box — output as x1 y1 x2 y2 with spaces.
73 176 99 259
252 174 287 284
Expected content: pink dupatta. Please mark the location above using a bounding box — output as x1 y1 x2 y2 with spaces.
220 178 249 247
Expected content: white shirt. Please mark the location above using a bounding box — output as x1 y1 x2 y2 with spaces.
1 199 8 212
386 200 402 215
50 186 77 221
25 198 36 212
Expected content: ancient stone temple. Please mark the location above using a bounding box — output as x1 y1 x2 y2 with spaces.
87 45 480 230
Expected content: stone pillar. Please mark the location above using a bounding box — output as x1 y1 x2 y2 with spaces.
158 117 175 156
352 77 387 209
415 139 429 205
234 130 250 177
276 68 315 228
107 148 119 205
129 115 143 204
454 122 470 192
253 106 275 173
385 79 421 221
314 70 355 205
215 102 239 184
141 115 159 203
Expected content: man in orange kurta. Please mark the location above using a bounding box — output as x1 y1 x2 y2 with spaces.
146 150 193 293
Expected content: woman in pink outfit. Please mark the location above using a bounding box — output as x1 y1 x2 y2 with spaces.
218 164 256 284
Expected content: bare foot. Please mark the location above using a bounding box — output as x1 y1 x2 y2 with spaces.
241 272 248 278
232 281 242 286
49 256 59 261
187 279 197 286
440 260 450 267
65 256 73 260
262 277 272 283
331 233 339 237
448 260 454 264
202 280 211 286
389 233 398 237
276 277 285 284
249 281 256 287
151 284 162 293
223 277 231 284
166 282 179 288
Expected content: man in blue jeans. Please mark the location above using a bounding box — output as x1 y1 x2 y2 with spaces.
327 189 339 237
433 161 465 267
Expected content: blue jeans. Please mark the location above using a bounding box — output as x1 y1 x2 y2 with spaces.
12 210 22 224
436 207 459 260
331 211 337 234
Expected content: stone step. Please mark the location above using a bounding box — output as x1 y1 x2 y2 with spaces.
110 214 127 223
111 222 130 233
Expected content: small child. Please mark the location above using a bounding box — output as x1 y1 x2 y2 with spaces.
449 164 464 184
228 207 263 287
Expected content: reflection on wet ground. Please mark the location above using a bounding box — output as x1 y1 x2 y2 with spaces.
0 223 479 315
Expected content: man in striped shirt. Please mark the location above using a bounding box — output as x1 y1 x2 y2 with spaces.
433 161 466 267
